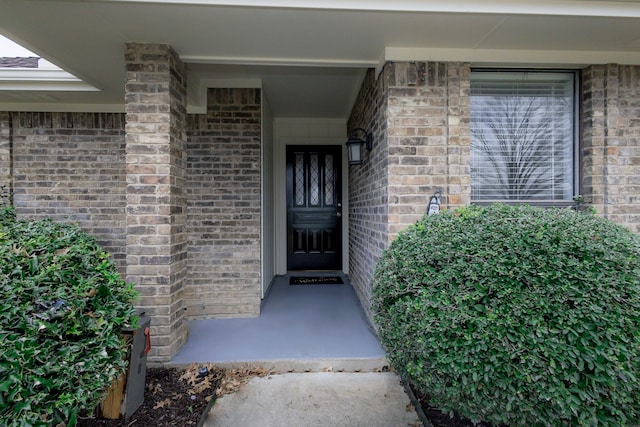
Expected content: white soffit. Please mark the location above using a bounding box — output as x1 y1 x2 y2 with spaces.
2 0 640 115
182 56 377 68
80 0 640 18
186 64 366 118
386 48 640 68
0 35 98 92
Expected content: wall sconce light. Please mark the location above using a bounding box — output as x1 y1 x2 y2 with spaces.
345 128 373 165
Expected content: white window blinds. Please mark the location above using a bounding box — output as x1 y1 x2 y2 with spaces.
470 71 576 202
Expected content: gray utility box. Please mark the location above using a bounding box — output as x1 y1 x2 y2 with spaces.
122 314 151 419
100 314 151 420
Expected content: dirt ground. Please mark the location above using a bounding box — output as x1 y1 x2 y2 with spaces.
77 365 490 427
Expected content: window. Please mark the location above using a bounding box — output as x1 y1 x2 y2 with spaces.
470 71 577 203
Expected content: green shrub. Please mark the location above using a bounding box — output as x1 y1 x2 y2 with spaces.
0 186 13 223
372 204 640 426
0 216 138 426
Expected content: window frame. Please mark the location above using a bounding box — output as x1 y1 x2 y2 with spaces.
469 68 581 207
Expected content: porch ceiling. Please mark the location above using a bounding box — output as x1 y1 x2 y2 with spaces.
1 0 640 117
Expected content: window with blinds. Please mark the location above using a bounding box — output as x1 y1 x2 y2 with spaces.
470 71 577 203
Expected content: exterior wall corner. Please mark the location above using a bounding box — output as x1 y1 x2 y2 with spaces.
124 42 188 362
346 61 472 324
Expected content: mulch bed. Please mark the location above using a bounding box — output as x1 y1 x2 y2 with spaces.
77 366 492 427
77 364 272 427
77 365 224 427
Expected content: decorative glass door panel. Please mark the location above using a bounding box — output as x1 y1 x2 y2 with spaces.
286 145 342 270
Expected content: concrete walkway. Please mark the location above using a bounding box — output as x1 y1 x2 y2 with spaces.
170 274 423 426
203 372 422 427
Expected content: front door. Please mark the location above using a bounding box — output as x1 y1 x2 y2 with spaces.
286 145 342 270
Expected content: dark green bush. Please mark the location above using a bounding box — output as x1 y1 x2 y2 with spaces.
372 204 640 426
0 187 13 223
0 214 137 426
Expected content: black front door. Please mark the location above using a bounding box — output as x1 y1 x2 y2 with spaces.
286 145 342 270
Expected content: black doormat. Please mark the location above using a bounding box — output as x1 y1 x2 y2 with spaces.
290 276 344 285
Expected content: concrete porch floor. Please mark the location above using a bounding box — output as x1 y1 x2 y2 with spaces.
170 274 387 371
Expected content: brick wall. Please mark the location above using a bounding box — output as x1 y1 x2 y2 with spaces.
349 61 640 328
9 112 127 271
582 65 640 233
124 43 188 361
445 64 472 209
0 112 10 197
347 62 471 323
386 62 470 238
1 70 263 359
582 66 606 213
185 88 262 318
347 68 389 322
3 57 639 360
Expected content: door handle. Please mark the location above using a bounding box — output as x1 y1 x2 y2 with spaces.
334 212 342 218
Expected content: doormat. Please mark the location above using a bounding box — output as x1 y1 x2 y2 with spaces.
290 276 344 285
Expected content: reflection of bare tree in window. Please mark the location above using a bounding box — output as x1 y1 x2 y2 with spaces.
471 95 570 201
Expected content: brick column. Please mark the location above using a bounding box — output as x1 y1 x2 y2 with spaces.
582 64 640 233
446 63 471 208
602 64 620 220
0 112 11 201
615 65 640 233
125 43 187 361
582 65 607 213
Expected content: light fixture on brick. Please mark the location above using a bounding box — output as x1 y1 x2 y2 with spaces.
345 128 373 165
